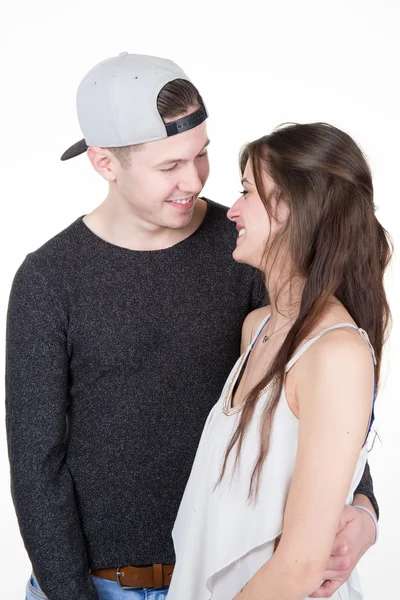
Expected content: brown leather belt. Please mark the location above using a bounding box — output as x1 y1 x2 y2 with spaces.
91 564 174 589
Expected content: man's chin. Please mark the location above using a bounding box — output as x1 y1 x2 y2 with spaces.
158 213 194 231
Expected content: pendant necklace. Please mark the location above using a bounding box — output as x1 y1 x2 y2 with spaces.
262 318 294 343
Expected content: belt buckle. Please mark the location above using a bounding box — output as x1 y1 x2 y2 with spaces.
116 567 137 590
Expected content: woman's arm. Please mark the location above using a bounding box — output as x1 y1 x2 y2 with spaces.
309 493 377 597
235 329 374 600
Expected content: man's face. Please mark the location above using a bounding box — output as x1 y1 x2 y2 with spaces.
112 118 210 230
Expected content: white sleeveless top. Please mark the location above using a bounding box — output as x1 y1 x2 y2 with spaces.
169 315 376 600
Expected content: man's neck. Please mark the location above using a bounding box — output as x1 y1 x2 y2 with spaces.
83 197 208 251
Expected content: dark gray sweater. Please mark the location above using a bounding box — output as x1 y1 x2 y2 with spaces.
6 199 377 600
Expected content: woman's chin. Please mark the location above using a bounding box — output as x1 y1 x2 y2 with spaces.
232 247 262 271
232 247 255 267
232 247 244 263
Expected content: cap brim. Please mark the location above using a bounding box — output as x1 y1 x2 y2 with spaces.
60 139 88 161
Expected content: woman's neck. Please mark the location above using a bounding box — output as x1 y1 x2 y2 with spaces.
266 274 304 333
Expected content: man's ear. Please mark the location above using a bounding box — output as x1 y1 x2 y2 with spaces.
87 146 118 181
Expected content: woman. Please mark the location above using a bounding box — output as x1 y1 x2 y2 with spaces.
168 123 392 600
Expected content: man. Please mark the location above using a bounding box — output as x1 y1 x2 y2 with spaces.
6 53 379 600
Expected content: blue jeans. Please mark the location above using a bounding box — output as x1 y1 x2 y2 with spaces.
25 574 169 600
25 576 47 600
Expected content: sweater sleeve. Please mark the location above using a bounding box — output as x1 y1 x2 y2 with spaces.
5 256 98 600
354 461 379 520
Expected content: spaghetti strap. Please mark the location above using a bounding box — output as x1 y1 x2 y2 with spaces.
249 313 271 350
285 323 376 373
284 323 377 445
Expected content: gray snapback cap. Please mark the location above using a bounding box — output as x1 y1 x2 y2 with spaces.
61 52 207 161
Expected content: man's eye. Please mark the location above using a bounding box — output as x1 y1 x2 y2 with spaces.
197 151 208 158
161 164 178 172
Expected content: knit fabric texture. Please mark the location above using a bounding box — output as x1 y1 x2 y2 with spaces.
6 199 377 600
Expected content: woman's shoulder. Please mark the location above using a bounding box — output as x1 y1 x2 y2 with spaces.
292 306 375 390
241 306 271 352
306 302 372 360
307 326 373 369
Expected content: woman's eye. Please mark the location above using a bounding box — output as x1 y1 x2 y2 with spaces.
239 190 249 196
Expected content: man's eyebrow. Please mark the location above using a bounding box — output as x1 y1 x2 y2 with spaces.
155 139 211 167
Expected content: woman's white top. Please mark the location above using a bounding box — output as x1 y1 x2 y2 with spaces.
169 315 376 600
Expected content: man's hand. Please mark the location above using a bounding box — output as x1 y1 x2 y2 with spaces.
309 497 376 598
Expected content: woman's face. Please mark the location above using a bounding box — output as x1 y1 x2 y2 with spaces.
227 159 288 270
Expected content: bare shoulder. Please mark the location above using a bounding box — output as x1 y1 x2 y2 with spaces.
295 326 375 397
309 327 373 370
240 306 271 353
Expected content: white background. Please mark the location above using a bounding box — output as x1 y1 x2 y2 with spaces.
1 1 399 598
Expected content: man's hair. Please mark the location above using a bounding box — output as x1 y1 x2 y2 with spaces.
108 79 202 168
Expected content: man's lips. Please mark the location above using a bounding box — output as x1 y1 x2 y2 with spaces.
167 197 196 211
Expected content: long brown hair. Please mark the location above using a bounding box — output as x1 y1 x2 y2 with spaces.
219 123 392 499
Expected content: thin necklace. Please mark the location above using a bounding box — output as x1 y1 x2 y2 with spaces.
262 317 295 343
